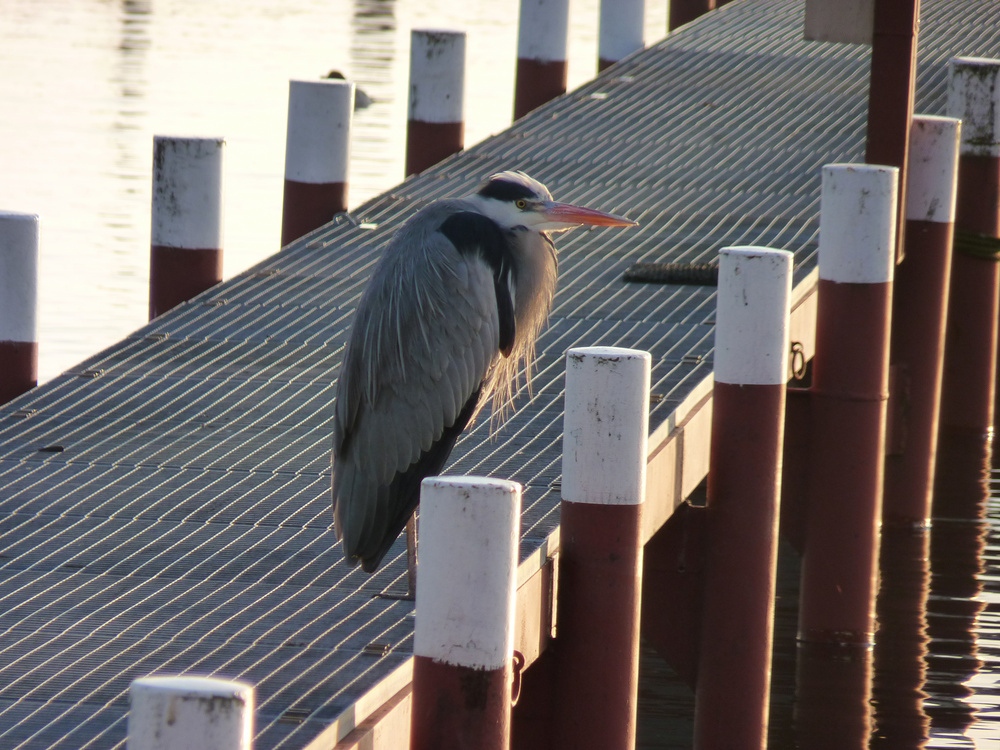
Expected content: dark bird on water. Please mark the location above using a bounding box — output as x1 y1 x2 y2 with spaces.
331 171 636 574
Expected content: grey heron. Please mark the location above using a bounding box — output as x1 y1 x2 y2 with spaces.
332 171 636 574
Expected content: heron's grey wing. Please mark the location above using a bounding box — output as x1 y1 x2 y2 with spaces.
332 210 514 569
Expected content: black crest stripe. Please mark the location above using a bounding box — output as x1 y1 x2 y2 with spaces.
476 177 536 203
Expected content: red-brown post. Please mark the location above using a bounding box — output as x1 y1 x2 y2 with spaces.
799 164 898 646
669 0 714 31
410 477 521 750
865 0 919 262
149 136 224 320
883 116 961 525
694 247 792 750
937 58 1000 489
406 30 465 178
553 346 649 750
513 0 569 120
0 211 38 404
280 79 353 247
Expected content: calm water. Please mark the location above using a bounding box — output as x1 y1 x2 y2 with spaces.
0 0 667 382
636 467 1000 749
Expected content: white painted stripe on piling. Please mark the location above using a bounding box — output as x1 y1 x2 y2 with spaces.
408 30 466 124
284 79 354 184
818 164 898 284
715 247 793 386
517 0 570 62
562 347 651 506
151 136 225 250
947 57 1000 157
599 0 645 63
127 675 253 750
0 212 38 344
413 477 520 670
906 116 961 223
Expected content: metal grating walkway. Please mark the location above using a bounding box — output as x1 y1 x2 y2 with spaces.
1 1 997 747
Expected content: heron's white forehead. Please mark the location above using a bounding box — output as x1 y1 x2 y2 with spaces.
476 171 553 203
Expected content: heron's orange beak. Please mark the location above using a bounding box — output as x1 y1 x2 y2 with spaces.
542 201 637 227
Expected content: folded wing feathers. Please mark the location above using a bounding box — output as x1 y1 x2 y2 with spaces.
332 220 503 562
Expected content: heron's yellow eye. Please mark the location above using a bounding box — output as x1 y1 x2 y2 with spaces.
515 199 528 210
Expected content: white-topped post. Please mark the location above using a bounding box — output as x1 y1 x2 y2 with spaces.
554 346 650 750
514 0 570 119
598 0 645 71
695 247 791 750
936 57 1000 515
948 57 1000 162
0 212 38 405
884 115 961 525
280 78 354 247
149 135 225 319
410 476 521 750
818 164 898 285
905 116 961 224
405 30 465 177
800 164 897 647
127 675 253 750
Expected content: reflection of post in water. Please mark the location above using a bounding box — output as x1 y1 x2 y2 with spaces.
873 113 962 749
926 56 998 739
795 640 874 750
871 525 931 748
925 496 988 735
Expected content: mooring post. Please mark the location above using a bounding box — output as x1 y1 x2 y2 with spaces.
865 0 919 263
794 165 896 749
669 0 713 32
936 57 1000 492
127 675 254 750
513 0 569 120
149 135 224 320
280 78 353 247
799 164 897 646
410 477 521 750
553 346 649 750
883 115 961 526
0 211 38 405
598 0 644 72
405 30 465 178
694 247 792 750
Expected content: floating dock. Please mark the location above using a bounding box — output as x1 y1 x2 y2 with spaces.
0 1 996 747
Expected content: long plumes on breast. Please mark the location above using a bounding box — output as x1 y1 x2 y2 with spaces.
485 232 559 427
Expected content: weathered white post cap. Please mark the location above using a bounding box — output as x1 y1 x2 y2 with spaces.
409 30 466 124
599 0 645 65
947 56 1000 156
413 476 521 671
0 211 39 344
151 136 225 250
127 675 254 750
715 246 792 386
563 346 651 506
285 79 354 184
819 164 898 284
906 115 961 223
517 0 570 62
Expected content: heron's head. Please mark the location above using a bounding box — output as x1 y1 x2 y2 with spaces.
468 171 636 234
